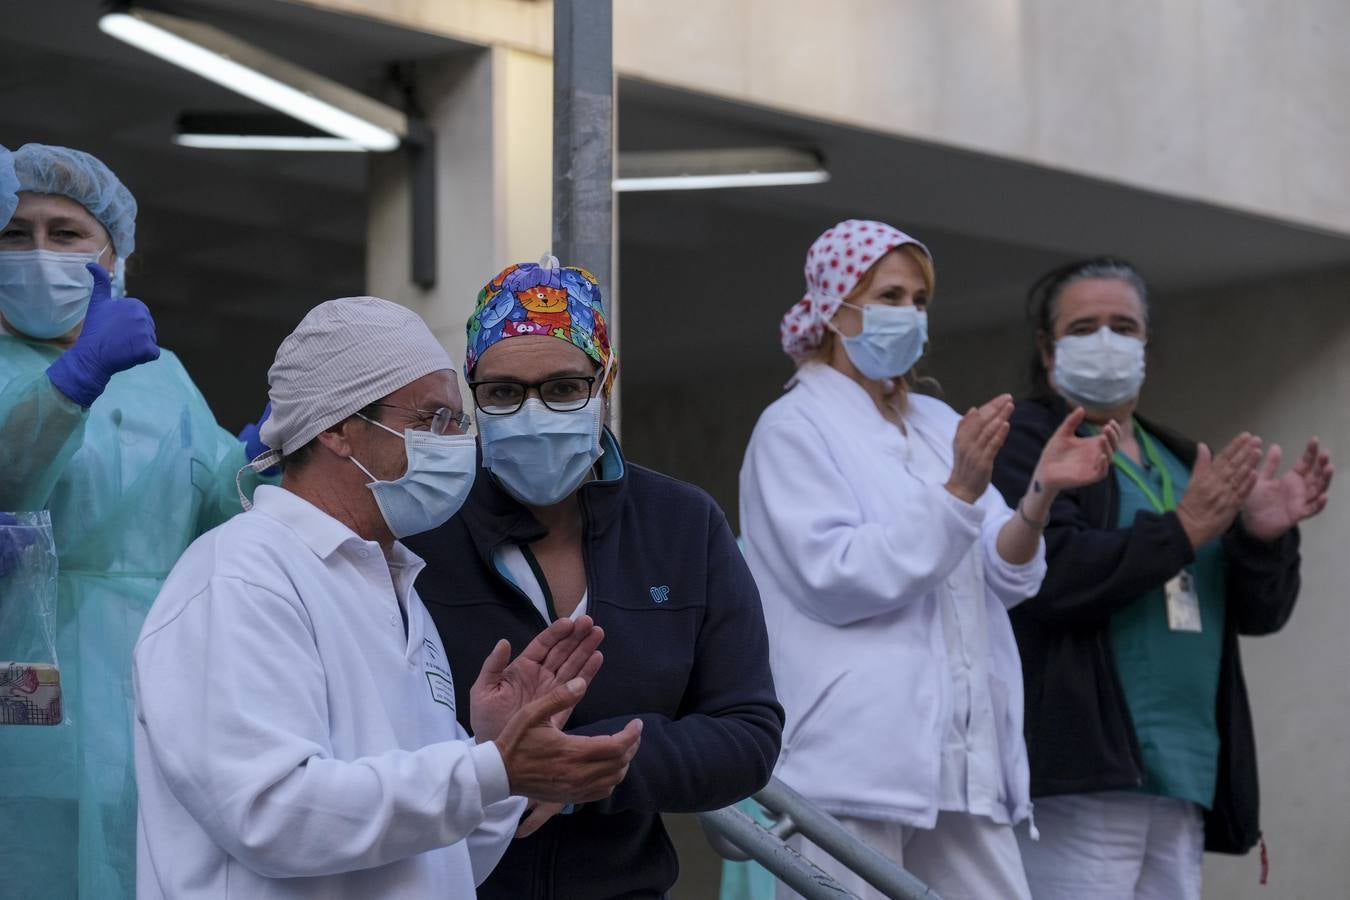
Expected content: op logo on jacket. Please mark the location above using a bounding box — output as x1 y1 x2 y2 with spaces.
649 585 671 604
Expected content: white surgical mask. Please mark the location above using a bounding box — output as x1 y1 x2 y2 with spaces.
0 247 104 339
834 302 928 380
350 417 478 538
1052 326 1146 408
478 399 604 508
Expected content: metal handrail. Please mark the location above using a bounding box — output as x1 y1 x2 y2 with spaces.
698 777 945 900
699 804 861 899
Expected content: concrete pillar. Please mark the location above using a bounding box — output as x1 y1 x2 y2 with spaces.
366 46 554 371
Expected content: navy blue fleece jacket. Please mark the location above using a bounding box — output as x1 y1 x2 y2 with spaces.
406 433 783 899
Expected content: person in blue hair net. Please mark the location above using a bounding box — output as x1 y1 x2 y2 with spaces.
0 143 272 899
0 146 16 227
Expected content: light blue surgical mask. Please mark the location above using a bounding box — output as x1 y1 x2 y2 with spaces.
835 302 928 380
350 417 478 538
478 398 604 508
0 247 104 339
1052 326 1146 409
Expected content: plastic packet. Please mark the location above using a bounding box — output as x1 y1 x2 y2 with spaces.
0 511 61 726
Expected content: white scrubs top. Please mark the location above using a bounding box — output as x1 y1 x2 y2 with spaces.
133 485 523 899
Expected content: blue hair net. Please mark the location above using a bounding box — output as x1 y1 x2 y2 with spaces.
11 144 137 259
0 146 17 230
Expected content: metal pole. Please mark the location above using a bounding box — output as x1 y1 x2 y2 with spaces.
406 120 436 288
552 0 613 292
755 780 944 900
697 806 860 900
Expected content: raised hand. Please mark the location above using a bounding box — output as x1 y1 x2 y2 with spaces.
470 615 605 743
946 394 1014 504
1033 408 1119 492
46 262 159 407
1175 433 1263 549
1240 437 1334 541
496 678 642 804
238 401 273 461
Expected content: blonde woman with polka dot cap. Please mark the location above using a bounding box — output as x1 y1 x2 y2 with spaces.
738 220 1121 899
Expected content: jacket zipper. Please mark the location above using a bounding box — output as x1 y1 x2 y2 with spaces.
489 538 551 630
577 490 599 629
487 495 599 631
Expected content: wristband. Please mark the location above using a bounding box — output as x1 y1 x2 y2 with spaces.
1018 501 1049 530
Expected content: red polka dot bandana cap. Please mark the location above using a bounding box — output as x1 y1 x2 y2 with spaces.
781 219 931 360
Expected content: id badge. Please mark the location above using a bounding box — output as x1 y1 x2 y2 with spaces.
1165 570 1202 633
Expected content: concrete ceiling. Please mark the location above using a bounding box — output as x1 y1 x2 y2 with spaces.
615 78 1350 391
4 0 1348 423
0 0 474 426
0 0 479 314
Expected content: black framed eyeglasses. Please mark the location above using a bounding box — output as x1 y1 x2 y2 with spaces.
366 403 471 435
468 375 599 416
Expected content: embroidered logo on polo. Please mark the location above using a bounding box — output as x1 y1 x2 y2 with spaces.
423 637 456 712
649 585 671 604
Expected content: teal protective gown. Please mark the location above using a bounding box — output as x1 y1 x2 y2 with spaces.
0 333 269 898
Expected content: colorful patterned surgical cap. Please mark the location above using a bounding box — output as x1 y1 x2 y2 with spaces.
466 255 616 390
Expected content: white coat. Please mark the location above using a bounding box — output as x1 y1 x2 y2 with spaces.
739 363 1045 829
133 485 523 899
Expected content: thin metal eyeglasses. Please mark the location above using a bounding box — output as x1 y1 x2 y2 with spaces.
467 375 599 416
365 403 472 435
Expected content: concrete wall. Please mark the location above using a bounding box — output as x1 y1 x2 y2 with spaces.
612 0 1350 238
627 266 1350 898
366 46 552 365
300 0 1350 239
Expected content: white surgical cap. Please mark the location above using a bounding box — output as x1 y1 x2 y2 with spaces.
11 143 137 258
261 296 454 455
0 146 17 228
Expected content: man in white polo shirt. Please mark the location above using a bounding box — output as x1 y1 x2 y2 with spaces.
132 297 642 899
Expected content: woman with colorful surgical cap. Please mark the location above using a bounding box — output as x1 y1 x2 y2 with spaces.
990 258 1331 900
0 143 271 899
738 221 1122 900
406 255 784 900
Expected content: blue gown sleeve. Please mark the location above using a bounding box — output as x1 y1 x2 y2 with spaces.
176 374 277 534
0 371 90 510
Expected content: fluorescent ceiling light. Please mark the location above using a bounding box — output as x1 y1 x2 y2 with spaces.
174 134 366 152
614 170 829 192
173 113 365 152
99 9 405 151
614 147 829 192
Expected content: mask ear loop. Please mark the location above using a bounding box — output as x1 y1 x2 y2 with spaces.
350 413 414 488
822 296 858 340
595 351 616 399
348 454 380 485
593 354 615 456
356 412 408 442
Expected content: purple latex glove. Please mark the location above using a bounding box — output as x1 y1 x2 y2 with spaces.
0 513 37 578
46 263 160 407
236 401 278 474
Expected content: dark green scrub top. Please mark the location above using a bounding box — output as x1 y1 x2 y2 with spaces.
1108 422 1227 808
